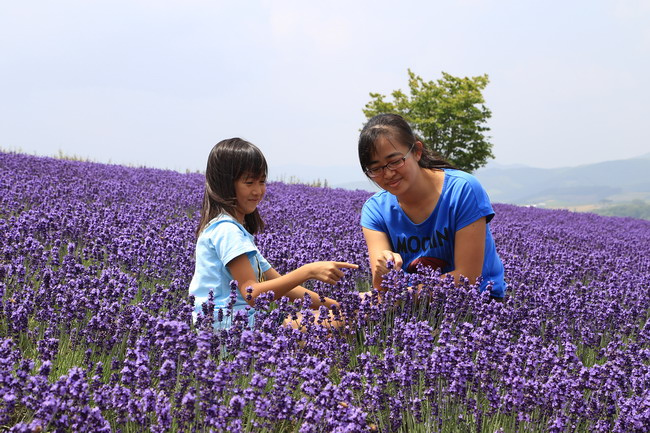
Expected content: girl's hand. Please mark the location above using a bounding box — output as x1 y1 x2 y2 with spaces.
305 261 358 285
374 250 403 277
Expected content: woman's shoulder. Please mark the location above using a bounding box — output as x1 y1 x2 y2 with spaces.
445 169 490 205
443 168 477 181
363 190 392 208
443 169 485 191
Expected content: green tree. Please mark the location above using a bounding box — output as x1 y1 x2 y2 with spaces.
363 69 494 172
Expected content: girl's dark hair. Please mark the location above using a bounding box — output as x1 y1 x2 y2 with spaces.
196 138 267 237
358 113 457 173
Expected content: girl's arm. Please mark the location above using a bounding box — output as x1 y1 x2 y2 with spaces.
227 255 357 307
362 227 403 289
263 268 338 308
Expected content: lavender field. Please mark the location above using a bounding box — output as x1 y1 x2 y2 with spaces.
1 151 650 433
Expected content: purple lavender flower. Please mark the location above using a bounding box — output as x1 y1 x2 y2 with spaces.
2 151 650 432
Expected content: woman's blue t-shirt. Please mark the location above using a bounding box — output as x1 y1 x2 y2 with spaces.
361 169 505 297
189 214 271 328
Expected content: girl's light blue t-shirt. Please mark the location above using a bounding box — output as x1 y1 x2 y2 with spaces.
189 214 271 327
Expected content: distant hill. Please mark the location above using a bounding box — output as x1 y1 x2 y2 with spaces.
272 153 650 219
592 200 650 220
272 163 378 192
474 153 650 208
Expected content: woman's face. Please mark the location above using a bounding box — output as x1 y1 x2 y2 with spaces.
234 173 266 221
366 135 420 193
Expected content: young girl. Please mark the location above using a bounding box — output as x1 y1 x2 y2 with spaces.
189 138 357 328
358 114 506 299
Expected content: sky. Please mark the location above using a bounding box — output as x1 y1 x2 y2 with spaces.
1 0 649 185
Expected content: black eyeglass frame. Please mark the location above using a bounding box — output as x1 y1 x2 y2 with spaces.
364 143 416 178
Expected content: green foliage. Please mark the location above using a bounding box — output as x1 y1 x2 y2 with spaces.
363 69 494 172
594 200 650 220
56 149 94 162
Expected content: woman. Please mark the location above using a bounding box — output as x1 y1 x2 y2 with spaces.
358 114 505 299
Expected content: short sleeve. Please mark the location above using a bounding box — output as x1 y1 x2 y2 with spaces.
360 197 388 233
454 174 495 230
257 253 272 273
208 221 257 266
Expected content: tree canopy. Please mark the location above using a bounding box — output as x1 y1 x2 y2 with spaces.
363 70 494 172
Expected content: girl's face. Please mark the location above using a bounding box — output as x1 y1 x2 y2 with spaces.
234 173 266 222
366 135 421 194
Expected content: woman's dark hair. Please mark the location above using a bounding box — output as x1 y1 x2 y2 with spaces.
358 113 456 173
196 138 267 237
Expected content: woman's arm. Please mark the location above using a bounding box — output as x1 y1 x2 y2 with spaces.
362 227 403 289
227 255 357 307
447 217 486 285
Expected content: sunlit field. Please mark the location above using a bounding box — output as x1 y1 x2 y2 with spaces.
1 152 649 432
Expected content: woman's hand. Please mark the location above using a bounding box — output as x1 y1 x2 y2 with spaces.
304 261 358 285
373 250 403 278
362 228 401 290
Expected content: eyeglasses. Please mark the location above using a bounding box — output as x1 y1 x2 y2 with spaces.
364 143 415 178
